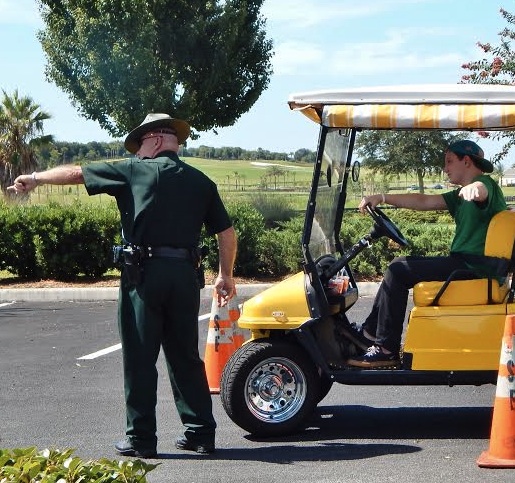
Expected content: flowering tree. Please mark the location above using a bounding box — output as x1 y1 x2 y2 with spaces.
461 7 515 163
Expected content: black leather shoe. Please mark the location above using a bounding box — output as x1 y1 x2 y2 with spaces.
175 436 215 455
115 438 157 458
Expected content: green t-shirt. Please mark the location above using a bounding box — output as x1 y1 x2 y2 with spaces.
442 174 507 276
82 151 232 246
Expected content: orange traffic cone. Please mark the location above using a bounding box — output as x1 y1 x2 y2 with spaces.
228 292 245 348
204 289 239 394
477 314 515 468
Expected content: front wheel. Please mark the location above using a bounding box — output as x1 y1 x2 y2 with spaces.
220 339 321 437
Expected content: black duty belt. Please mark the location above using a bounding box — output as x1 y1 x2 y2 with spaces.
146 247 191 259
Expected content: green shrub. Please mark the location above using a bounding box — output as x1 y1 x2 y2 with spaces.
0 202 120 280
201 202 266 277
248 192 297 228
0 201 458 281
340 209 453 276
30 203 120 280
227 202 266 276
0 447 158 482
0 203 41 278
258 216 304 276
396 208 452 225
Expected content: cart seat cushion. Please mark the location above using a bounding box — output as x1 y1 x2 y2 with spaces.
413 278 509 306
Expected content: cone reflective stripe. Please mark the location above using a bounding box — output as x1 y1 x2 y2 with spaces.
228 294 245 348
228 296 240 323
204 289 239 394
477 314 515 468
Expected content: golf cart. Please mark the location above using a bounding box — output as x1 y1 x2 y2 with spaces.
220 84 515 436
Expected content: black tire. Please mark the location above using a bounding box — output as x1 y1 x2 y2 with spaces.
220 338 321 437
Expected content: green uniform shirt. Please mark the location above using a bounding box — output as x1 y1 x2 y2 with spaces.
82 151 232 246
442 174 507 276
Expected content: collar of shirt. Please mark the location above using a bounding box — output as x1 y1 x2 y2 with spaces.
154 150 180 161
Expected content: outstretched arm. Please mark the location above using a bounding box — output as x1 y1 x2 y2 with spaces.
358 192 447 213
7 165 84 194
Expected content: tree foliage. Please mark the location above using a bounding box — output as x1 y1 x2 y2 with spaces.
0 90 53 200
30 140 315 171
293 148 316 163
36 0 273 138
461 6 515 163
355 130 465 193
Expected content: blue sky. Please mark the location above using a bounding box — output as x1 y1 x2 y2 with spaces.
0 0 508 156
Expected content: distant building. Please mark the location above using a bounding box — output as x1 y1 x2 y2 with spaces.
500 168 515 187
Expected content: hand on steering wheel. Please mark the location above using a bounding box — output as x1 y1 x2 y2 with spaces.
358 194 383 214
365 204 409 247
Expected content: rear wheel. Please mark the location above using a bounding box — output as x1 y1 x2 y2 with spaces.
220 339 321 437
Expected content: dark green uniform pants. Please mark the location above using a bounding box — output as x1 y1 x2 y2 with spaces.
118 258 216 450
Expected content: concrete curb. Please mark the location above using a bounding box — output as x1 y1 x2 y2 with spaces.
0 282 381 303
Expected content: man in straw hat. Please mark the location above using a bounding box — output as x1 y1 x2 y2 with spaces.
9 113 238 457
342 140 506 369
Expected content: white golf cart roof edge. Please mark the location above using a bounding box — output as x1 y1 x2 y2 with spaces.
288 84 515 105
288 84 515 130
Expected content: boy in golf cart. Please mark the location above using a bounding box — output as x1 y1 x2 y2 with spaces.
345 140 506 369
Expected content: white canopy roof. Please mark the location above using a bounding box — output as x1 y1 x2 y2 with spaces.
288 84 515 130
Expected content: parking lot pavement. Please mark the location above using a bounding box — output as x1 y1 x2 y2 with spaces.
1 299 511 483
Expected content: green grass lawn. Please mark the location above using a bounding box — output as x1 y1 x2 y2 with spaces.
18 156 513 211
25 157 315 210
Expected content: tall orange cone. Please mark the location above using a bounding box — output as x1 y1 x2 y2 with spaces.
204 289 239 394
228 291 245 348
477 314 515 468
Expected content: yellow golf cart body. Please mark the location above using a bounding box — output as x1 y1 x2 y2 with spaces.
221 84 515 436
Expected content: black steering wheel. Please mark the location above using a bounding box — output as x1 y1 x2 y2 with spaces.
365 204 409 247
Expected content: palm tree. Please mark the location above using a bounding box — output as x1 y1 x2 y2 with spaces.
493 163 505 187
233 171 240 190
0 89 53 201
266 165 285 190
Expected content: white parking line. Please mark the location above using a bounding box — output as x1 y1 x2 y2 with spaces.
78 312 212 360
78 343 121 360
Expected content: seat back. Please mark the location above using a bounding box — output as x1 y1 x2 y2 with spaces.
413 210 515 307
483 209 515 260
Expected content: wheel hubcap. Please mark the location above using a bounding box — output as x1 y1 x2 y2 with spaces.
245 357 307 423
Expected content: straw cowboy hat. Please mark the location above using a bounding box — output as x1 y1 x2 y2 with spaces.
124 113 191 153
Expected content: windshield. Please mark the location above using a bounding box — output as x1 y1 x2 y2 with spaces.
305 128 352 261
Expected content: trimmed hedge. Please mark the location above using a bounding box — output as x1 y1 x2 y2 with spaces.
0 202 120 280
0 201 454 281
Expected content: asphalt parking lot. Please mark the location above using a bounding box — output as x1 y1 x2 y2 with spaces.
1 286 513 483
